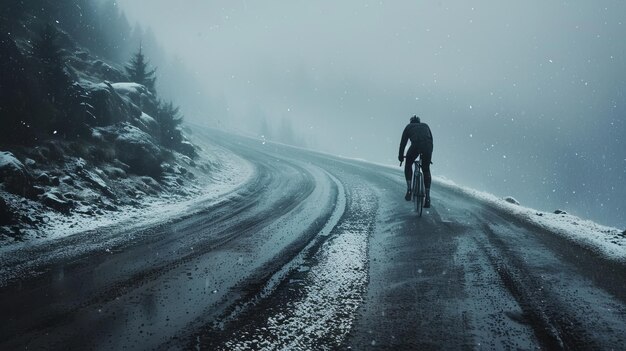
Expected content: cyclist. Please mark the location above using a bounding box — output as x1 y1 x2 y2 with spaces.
398 115 433 207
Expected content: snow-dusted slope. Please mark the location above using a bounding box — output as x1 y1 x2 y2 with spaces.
435 177 626 263
0 135 253 255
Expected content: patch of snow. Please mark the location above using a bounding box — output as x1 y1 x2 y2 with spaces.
110 82 146 95
435 177 626 263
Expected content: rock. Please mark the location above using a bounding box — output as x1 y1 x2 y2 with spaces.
504 196 520 205
112 159 130 172
63 192 78 200
112 123 163 177
81 81 139 126
134 112 160 138
111 83 156 113
51 176 61 186
177 141 198 159
179 155 194 166
97 197 118 212
73 158 87 171
75 51 90 60
60 176 73 186
31 186 46 196
160 163 174 173
554 209 567 215
90 60 126 82
36 173 51 185
75 206 95 216
24 158 36 167
140 176 161 190
40 192 73 214
103 166 127 179
0 151 33 197
0 196 14 225
80 169 108 190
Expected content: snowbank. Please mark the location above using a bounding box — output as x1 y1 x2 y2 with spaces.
434 177 626 263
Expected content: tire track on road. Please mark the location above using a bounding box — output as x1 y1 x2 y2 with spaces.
477 222 602 350
189 177 377 351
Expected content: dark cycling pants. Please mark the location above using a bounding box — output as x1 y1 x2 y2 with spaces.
405 144 432 189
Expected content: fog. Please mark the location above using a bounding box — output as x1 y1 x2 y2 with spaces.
116 0 626 228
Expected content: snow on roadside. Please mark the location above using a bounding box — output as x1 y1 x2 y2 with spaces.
434 177 626 263
0 140 254 256
220 184 373 351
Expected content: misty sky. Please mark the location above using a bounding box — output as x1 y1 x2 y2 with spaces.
116 0 626 228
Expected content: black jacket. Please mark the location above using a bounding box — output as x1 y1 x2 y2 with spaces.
399 122 433 157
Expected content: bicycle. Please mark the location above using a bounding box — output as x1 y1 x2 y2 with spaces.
401 155 426 216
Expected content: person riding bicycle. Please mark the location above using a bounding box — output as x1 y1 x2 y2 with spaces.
398 115 433 207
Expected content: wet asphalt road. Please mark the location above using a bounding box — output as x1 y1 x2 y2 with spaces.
1 128 625 350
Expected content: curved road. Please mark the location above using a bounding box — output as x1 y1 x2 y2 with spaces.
1 128 625 350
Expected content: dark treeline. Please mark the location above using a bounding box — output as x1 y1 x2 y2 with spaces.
0 0 191 156
1 0 159 63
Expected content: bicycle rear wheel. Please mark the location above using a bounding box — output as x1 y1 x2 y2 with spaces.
415 172 423 216
417 171 424 216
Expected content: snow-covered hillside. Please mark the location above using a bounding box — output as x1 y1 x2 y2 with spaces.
1 6 214 242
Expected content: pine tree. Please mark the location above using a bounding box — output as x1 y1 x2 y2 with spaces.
125 45 157 93
33 24 71 129
33 23 86 139
34 23 72 100
155 100 183 147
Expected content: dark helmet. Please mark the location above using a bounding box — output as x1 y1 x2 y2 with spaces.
410 115 420 123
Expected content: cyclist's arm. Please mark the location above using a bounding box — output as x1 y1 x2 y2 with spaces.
399 126 409 157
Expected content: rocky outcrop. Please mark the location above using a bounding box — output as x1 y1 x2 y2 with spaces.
82 81 140 126
110 123 163 177
90 60 126 82
0 151 33 197
177 140 198 159
40 191 73 214
111 83 156 113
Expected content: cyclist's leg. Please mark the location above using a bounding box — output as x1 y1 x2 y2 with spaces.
421 150 433 206
404 145 419 200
